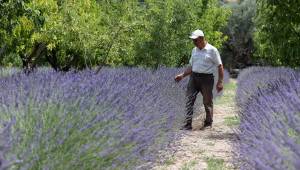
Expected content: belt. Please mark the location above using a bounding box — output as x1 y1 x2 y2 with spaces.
192 72 213 77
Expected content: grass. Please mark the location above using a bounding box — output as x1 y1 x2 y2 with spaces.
164 157 176 165
206 157 225 170
206 141 215 146
215 79 236 106
224 116 240 127
192 149 205 155
180 160 198 170
223 80 237 91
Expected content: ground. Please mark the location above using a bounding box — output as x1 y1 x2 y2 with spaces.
152 79 238 170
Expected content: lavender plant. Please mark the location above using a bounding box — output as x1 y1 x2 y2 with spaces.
235 67 300 170
0 67 20 78
236 66 295 108
0 67 229 169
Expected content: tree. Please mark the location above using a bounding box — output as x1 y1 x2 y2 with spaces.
254 0 300 67
0 0 231 70
0 0 27 67
135 0 231 67
222 0 256 69
1 0 106 71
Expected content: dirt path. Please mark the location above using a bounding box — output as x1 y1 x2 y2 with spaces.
153 80 238 170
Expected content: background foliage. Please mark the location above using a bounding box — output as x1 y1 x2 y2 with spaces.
1 0 300 69
221 0 256 69
254 0 300 67
0 0 230 70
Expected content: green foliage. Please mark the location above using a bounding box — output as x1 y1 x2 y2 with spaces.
135 0 231 67
0 0 27 65
222 0 256 69
37 0 105 69
254 0 300 67
96 1 146 66
1 53 23 67
0 0 230 69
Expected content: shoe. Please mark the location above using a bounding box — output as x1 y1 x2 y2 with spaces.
180 124 192 130
203 122 212 127
200 122 212 130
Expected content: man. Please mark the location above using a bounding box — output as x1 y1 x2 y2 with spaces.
175 29 224 130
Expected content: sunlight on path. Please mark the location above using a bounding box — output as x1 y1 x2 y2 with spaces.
153 79 238 170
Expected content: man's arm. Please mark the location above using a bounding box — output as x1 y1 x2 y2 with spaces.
216 64 224 92
182 66 192 78
175 66 192 82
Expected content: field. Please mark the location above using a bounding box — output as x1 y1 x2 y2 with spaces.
235 67 300 170
0 67 228 170
0 66 299 170
1 0 299 169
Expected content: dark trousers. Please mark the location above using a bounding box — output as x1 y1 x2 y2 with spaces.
184 72 214 125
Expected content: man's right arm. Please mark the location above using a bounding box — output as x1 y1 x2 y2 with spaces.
175 66 192 82
182 66 192 78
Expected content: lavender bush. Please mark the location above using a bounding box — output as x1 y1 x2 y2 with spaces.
0 67 20 78
236 66 295 108
0 67 229 169
235 67 300 170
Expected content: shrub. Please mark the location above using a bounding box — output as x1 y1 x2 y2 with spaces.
0 67 228 169
235 67 300 169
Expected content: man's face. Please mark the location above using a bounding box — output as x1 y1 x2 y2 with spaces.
193 37 205 49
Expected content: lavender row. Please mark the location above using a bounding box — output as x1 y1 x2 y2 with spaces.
235 67 300 170
0 66 229 169
0 67 21 78
236 66 296 108
0 67 229 169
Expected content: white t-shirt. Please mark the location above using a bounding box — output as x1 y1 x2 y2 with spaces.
189 43 222 74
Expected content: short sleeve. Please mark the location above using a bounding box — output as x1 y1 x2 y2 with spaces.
189 49 194 66
213 48 222 66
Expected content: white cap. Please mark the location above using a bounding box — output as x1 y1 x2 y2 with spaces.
189 29 204 39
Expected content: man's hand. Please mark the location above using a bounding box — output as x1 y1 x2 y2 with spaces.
216 64 224 93
216 81 223 92
175 74 184 82
175 66 192 82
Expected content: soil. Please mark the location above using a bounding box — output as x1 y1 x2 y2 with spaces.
152 80 238 170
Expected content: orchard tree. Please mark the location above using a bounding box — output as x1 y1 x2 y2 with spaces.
222 0 256 69
134 0 231 67
254 0 300 67
0 0 27 67
0 0 231 70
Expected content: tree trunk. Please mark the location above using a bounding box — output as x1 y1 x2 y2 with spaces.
21 42 47 74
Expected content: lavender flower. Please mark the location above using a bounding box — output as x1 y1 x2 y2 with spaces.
235 66 300 170
0 67 229 169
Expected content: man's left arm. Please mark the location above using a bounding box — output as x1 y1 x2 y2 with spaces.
213 48 224 92
217 64 224 92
